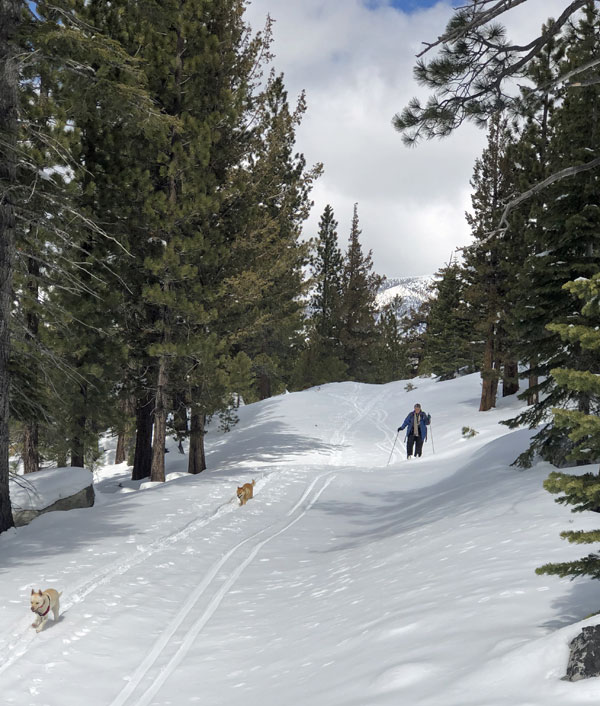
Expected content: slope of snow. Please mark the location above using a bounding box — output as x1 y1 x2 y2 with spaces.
1 373 599 706
377 275 434 317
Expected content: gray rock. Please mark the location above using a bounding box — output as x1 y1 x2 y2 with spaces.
13 484 95 527
564 625 600 681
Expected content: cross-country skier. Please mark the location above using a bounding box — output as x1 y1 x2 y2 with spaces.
398 403 431 459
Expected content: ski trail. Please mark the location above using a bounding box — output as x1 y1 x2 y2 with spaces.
0 475 274 678
325 384 396 465
108 472 337 706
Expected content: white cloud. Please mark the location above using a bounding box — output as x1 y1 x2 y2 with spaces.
244 0 571 278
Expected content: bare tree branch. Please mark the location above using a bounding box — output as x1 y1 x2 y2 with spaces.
497 156 600 231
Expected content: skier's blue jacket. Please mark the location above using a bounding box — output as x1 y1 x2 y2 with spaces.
399 411 431 439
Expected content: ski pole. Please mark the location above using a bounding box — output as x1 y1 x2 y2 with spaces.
387 430 399 466
429 421 435 454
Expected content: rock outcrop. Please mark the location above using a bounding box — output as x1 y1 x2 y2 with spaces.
564 625 600 681
10 467 95 527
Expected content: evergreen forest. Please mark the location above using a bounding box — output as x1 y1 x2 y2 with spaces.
2 0 600 592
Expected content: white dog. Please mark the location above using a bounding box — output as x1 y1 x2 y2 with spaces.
30 588 62 633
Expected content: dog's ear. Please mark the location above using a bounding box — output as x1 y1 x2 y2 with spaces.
31 589 34 595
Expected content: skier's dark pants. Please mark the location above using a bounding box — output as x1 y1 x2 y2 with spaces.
407 434 424 457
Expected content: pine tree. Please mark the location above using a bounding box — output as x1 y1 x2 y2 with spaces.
463 112 517 410
339 204 384 381
312 205 345 343
294 204 347 389
398 301 430 378
421 260 476 380
102 0 262 480
536 273 600 581
0 0 20 532
371 297 411 383
221 71 321 400
28 0 166 471
506 5 600 466
503 35 559 407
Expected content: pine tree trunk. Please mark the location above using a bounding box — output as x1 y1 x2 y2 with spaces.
132 393 153 481
115 433 127 464
173 392 188 454
115 396 134 464
150 358 168 482
71 411 86 468
502 358 519 397
258 372 271 400
188 411 206 474
527 371 539 405
71 382 87 467
22 423 39 474
479 326 498 411
0 0 19 533
23 253 41 473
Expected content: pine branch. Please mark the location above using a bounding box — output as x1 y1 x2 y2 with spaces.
496 155 600 231
399 0 589 144
417 0 530 57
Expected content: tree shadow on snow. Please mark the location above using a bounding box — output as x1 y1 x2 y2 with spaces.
206 416 343 469
312 428 544 553
540 578 600 630
0 491 147 575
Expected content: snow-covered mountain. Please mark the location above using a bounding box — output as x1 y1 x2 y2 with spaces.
1 373 595 706
377 274 434 318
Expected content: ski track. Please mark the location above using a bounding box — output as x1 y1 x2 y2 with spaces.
108 471 338 706
324 384 396 465
2 384 378 699
0 473 278 678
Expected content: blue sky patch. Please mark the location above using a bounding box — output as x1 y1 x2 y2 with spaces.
365 0 456 11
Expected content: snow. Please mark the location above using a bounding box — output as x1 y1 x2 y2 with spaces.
1 373 600 705
9 467 92 512
377 275 434 316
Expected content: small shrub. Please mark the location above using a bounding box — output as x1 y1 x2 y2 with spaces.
404 382 417 392
462 426 478 439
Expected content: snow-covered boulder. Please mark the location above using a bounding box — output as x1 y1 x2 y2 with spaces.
564 625 600 681
9 467 94 527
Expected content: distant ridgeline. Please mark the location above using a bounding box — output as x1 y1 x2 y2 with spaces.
376 275 434 319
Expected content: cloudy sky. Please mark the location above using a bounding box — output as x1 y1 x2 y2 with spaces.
243 0 570 279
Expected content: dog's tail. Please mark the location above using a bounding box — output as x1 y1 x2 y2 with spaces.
59 591 63 597
251 479 255 486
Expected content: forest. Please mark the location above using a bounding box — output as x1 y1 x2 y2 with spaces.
2 0 600 581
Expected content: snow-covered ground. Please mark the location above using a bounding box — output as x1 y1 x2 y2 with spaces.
1 373 600 706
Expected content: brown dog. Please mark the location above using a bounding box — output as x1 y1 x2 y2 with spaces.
237 480 255 506
30 588 62 633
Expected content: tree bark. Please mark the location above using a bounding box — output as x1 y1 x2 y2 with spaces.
22 424 39 474
150 357 168 482
70 377 87 467
115 396 134 464
188 411 206 475
258 372 271 400
502 357 519 397
527 372 539 405
173 392 188 454
479 325 498 411
0 0 19 533
132 393 153 481
115 433 126 464
71 406 86 468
